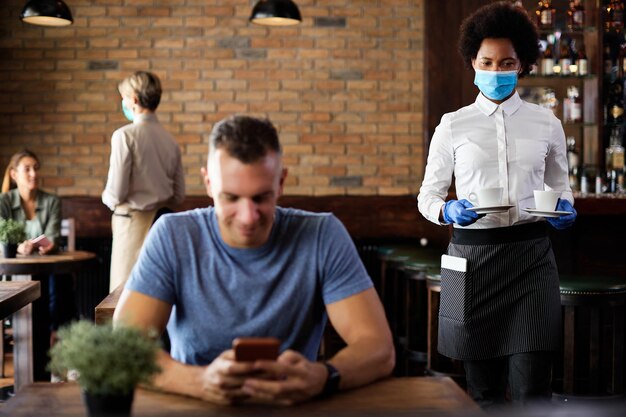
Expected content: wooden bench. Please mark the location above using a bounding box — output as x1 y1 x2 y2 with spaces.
94 284 124 325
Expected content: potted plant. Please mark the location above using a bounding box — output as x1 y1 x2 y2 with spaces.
49 321 161 417
0 218 25 258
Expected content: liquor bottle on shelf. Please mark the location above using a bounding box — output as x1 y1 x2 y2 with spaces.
604 44 616 80
542 43 555 75
560 42 572 76
606 0 625 33
619 43 626 100
606 76 625 124
575 42 588 76
539 87 559 116
535 1 555 31
580 165 590 193
566 136 580 191
605 127 625 193
596 171 604 194
567 0 585 30
563 86 582 122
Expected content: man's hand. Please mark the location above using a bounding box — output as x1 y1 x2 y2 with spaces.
196 349 258 405
239 350 328 406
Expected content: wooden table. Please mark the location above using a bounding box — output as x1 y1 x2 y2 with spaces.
1 377 481 416
0 281 40 392
0 251 96 382
0 251 96 276
0 281 40 319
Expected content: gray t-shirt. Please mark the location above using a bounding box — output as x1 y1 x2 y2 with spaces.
126 206 373 365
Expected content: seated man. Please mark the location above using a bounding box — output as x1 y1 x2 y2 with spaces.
113 115 394 405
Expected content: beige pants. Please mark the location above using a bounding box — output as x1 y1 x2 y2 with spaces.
109 204 157 292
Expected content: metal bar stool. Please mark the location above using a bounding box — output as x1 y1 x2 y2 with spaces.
554 274 626 400
376 246 439 375
400 255 441 376
426 271 466 388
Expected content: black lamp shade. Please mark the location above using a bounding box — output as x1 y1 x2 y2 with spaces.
250 0 302 26
20 0 74 27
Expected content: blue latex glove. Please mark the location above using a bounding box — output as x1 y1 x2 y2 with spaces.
546 199 577 230
442 199 480 226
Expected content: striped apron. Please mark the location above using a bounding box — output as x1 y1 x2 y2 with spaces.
438 222 561 360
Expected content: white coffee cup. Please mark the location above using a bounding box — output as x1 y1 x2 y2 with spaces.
468 187 503 207
533 190 562 211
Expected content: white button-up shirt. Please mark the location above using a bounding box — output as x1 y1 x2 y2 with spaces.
417 92 573 229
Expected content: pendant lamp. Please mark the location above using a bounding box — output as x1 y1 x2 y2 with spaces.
249 0 302 26
20 0 74 27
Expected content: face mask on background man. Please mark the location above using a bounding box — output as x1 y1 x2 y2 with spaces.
122 100 134 122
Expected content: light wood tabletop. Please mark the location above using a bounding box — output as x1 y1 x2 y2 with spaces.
0 281 40 319
1 377 481 416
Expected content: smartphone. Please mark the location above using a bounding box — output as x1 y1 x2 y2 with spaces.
233 337 280 362
30 234 51 249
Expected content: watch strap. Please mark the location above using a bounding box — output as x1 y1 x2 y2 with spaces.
320 362 341 398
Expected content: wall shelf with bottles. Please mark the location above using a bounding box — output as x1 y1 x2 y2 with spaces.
519 0 603 194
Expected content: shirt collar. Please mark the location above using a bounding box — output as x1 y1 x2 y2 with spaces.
9 189 21 210
133 112 158 124
475 91 522 116
9 189 43 211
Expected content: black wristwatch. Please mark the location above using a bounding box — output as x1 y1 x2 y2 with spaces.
320 362 341 398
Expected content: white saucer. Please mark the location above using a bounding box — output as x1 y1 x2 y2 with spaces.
467 204 514 214
523 208 573 218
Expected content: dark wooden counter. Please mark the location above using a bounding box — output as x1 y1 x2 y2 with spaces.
62 195 451 246
61 195 626 280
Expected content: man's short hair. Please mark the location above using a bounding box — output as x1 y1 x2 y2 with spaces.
208 115 282 163
118 71 162 111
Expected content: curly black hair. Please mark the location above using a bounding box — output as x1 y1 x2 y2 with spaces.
458 1 540 77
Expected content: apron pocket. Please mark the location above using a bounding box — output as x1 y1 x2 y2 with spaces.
440 255 472 323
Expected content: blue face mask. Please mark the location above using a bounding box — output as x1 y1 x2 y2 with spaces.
121 100 134 122
473 69 518 101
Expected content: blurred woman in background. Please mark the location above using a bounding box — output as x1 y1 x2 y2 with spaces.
0 149 76 380
1 149 59 255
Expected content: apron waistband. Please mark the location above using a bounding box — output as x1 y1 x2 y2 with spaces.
451 222 547 245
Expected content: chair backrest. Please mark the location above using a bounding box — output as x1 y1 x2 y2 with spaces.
61 218 75 252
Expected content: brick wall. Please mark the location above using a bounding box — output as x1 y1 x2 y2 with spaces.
0 0 424 197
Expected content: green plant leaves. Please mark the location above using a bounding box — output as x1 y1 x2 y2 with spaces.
0 218 25 244
48 321 161 396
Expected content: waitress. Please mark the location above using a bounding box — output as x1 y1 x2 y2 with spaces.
417 2 576 409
